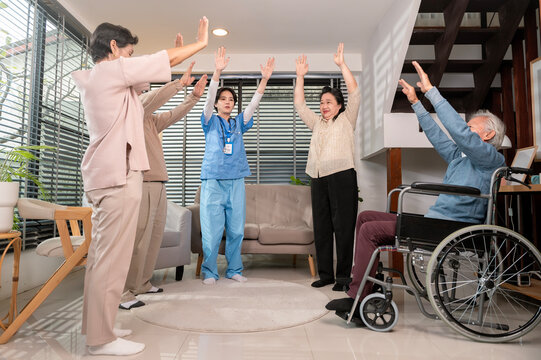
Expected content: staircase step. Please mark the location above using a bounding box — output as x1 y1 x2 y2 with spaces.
411 27 496 45
394 87 473 96
419 0 508 13
411 27 524 45
401 60 485 73
392 88 474 113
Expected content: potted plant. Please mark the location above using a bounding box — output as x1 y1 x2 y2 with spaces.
0 145 54 232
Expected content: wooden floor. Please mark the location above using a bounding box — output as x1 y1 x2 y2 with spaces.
502 278 541 301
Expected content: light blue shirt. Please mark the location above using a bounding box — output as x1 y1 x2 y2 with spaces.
200 112 253 180
412 87 505 223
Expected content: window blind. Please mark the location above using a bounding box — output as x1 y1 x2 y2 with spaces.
0 0 89 250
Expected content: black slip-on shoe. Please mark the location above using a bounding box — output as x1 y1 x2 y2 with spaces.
311 279 334 288
118 300 145 310
145 288 164 294
332 283 350 292
325 297 354 312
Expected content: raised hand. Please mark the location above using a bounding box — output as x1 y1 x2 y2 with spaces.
333 42 345 67
412 61 433 93
193 74 208 97
175 33 183 48
166 16 208 68
398 78 419 104
196 16 209 46
295 55 309 77
215 46 230 72
179 61 195 87
260 57 275 80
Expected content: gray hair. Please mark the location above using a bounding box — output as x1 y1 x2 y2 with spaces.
469 110 506 149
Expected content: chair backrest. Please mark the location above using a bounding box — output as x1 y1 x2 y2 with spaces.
397 213 475 251
17 198 92 260
17 198 67 220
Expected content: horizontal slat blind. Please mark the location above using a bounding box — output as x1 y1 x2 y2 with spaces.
0 0 89 250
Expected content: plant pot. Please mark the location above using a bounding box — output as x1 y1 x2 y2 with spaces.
0 182 20 232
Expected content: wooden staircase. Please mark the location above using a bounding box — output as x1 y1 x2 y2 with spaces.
392 0 533 114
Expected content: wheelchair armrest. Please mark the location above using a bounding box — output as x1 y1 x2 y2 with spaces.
386 185 411 213
410 182 481 196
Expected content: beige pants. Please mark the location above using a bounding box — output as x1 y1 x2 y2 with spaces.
121 182 167 302
82 170 143 346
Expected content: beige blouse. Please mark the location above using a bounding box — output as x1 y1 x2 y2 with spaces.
295 87 361 178
139 80 200 182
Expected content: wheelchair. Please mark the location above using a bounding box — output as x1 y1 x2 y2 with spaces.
343 166 541 343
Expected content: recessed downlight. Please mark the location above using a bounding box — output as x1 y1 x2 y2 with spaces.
212 28 229 37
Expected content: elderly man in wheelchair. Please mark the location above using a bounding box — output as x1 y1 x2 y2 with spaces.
326 61 541 343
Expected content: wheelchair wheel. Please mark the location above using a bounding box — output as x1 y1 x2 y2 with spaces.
360 293 399 332
406 251 429 296
426 225 541 342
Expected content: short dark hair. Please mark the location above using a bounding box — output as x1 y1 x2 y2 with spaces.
319 86 345 119
89 23 138 62
214 87 237 109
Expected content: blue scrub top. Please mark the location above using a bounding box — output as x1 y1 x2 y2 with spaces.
200 112 253 180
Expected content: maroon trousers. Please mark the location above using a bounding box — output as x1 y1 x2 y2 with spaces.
347 211 397 301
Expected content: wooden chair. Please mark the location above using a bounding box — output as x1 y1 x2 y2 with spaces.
0 198 92 344
0 231 21 333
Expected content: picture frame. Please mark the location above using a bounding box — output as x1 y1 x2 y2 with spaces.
531 57 541 160
507 145 538 184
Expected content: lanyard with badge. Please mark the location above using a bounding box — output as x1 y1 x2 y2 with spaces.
219 117 235 155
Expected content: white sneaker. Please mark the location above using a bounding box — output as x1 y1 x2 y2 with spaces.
203 277 216 285
88 338 145 356
230 274 247 282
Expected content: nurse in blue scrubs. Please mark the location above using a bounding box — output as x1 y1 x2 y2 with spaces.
199 46 275 284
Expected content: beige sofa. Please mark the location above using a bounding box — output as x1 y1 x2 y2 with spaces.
187 184 316 276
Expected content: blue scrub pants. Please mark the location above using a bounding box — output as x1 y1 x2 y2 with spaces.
200 178 245 280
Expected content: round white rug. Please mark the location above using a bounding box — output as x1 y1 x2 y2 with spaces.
132 278 330 332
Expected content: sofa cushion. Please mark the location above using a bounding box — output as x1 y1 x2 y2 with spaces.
162 231 180 248
36 236 85 257
246 184 312 228
258 224 313 245
244 223 259 239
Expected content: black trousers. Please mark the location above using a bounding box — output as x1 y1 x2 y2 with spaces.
310 168 358 284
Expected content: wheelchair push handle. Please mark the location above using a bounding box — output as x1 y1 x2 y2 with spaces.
493 166 536 189
507 167 536 176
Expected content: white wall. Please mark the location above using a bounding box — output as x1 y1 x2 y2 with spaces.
357 0 421 160
354 0 423 212
401 148 447 214
355 147 447 213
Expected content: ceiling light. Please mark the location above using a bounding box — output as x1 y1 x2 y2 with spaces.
212 28 229 37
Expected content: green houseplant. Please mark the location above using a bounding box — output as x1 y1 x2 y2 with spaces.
0 145 55 232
